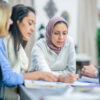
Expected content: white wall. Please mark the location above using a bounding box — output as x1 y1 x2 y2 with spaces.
34 0 78 44
4 0 9 2
97 0 100 9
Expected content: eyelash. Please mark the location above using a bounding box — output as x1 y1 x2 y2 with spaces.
28 22 32 25
63 33 67 35
54 32 59 35
54 32 67 35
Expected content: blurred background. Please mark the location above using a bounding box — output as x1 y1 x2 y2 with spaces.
5 0 100 66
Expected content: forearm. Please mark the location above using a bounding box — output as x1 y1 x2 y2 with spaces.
24 71 42 80
2 71 24 87
31 46 51 72
0 45 24 87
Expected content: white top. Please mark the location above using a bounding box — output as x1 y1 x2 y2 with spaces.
30 36 76 76
2 34 28 73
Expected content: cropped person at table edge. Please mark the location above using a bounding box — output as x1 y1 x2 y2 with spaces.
81 65 98 78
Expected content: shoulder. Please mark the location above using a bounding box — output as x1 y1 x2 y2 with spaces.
32 38 48 54
0 38 3 43
0 38 5 48
1 34 14 48
2 34 13 42
34 38 46 48
67 35 74 43
0 38 6 56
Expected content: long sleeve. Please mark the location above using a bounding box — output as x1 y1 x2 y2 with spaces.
67 38 76 73
30 44 51 72
0 39 24 87
30 37 76 76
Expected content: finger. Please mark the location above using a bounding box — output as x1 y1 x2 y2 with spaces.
75 74 79 79
68 73 74 77
84 66 88 69
82 68 85 72
68 78 76 83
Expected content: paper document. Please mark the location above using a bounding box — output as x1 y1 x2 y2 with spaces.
25 80 69 88
78 76 99 84
25 80 98 88
71 81 96 87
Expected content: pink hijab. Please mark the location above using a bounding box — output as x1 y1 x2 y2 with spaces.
46 16 68 54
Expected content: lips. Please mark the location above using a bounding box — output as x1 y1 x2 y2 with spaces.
57 41 64 44
28 33 32 37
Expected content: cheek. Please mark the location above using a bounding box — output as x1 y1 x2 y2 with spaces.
19 24 27 35
20 27 25 35
18 27 27 40
63 35 67 41
51 35 57 43
18 21 27 32
64 36 67 40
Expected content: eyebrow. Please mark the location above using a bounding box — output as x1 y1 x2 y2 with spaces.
53 30 68 32
29 18 36 24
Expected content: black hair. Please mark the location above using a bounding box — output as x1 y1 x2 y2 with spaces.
54 21 68 28
9 4 35 58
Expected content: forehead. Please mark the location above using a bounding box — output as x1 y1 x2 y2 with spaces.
53 23 68 29
23 11 36 24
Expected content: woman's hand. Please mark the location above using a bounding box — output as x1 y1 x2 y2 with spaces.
58 73 79 83
24 71 58 82
38 72 58 82
81 65 97 78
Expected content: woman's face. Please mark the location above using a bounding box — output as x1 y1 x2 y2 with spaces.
17 11 36 41
51 23 68 48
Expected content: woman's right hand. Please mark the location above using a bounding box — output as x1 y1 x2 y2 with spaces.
58 73 79 83
24 71 58 82
38 72 58 82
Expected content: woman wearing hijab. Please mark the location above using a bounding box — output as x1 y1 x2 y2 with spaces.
31 16 79 83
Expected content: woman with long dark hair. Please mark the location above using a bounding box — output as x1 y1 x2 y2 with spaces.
0 2 57 100
2 4 36 73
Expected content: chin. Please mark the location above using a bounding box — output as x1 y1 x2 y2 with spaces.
56 45 63 48
56 43 64 48
23 38 29 41
26 38 30 41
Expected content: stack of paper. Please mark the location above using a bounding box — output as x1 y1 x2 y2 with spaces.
24 80 98 88
25 80 69 88
78 76 99 84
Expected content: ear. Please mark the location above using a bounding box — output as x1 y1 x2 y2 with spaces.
17 20 20 25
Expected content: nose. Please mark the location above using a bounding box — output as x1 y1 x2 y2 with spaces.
59 34 64 39
31 26 35 33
